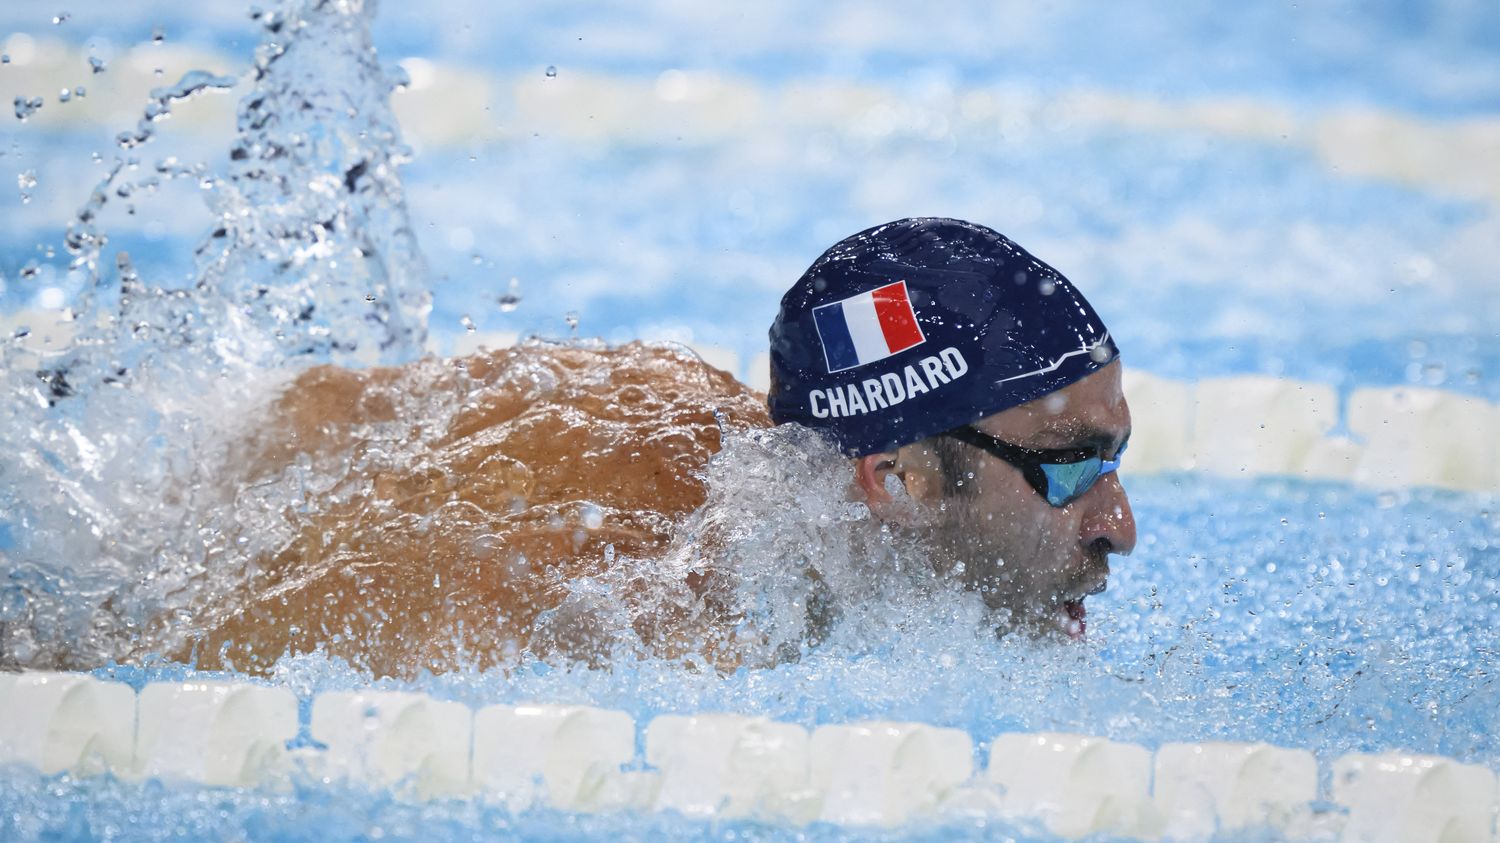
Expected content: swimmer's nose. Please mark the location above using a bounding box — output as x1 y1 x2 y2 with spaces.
1081 473 1136 557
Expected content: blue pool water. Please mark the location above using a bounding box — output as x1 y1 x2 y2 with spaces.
1 0 1498 840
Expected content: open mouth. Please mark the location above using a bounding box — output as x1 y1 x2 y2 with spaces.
1059 599 1086 641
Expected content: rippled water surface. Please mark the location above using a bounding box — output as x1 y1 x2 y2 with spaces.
1 0 1497 840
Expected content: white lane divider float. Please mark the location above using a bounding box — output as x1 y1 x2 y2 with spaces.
986 732 1153 839
1332 753 1498 843
310 690 473 798
0 671 134 777
472 703 637 812
645 712 811 820
5 672 1500 841
1119 369 1500 492
134 680 297 788
807 720 973 826
1151 741 1318 840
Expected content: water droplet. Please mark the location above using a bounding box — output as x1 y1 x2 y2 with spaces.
1038 279 1056 296
364 294 376 302
459 314 475 333
13 95 44 121
58 88 72 104
17 170 37 191
72 85 85 98
544 65 557 78
497 277 521 312
151 26 165 44
564 310 579 335
52 12 70 25
88 56 106 74
581 503 604 530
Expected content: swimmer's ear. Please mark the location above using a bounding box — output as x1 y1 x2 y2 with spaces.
856 450 937 526
855 452 901 505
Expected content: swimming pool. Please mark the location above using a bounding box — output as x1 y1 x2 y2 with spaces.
1 0 1497 840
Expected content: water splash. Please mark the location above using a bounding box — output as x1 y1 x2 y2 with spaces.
196 0 431 367
113 70 238 150
0 0 432 670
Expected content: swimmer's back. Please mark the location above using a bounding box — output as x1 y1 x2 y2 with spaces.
171 341 770 677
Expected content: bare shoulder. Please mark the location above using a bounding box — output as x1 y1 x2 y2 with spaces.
173 342 770 678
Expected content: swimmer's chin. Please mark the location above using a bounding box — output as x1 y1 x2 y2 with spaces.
991 598 1092 643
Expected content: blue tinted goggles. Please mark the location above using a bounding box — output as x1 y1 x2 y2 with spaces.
941 425 1126 507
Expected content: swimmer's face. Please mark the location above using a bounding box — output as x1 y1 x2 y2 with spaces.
858 361 1136 638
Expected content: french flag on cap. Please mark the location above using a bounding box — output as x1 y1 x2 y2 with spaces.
812 280 927 373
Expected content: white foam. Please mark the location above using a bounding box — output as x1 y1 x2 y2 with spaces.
986 732 1153 839
645 713 811 820
1331 752 1498 843
310 691 473 797
807 720 973 826
1153 741 1317 839
133 681 297 787
471 704 637 812
0 671 135 776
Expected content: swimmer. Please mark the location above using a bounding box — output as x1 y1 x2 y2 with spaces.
166 217 1132 676
768 217 1135 641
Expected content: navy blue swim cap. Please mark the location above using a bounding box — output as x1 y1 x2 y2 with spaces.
768 218 1118 457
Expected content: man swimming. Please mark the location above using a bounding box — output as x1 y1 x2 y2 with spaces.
766 217 1135 640
166 217 1134 676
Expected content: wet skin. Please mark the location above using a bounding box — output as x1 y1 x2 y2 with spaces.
164 347 1130 678
857 360 1137 637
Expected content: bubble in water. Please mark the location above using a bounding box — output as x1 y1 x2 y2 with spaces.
13 95 43 121
581 503 604 530
72 85 85 98
564 310 579 335
497 277 522 312
544 65 558 78
58 88 72 104
151 26 165 44
17 170 36 191
459 314 475 333
53 12 70 25
88 56 106 74
364 294 376 302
